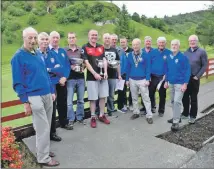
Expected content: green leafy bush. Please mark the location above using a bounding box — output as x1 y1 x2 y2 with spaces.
7 6 25 16
27 14 39 25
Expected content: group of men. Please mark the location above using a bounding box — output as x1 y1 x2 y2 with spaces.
11 26 208 166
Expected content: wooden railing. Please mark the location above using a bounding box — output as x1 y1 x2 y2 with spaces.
1 58 214 140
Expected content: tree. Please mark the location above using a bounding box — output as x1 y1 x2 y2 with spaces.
132 12 140 22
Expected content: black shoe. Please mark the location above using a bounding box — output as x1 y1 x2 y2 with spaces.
151 108 156 114
112 109 117 113
146 118 153 124
167 118 181 123
50 133 62 142
171 123 179 132
108 112 112 116
159 113 164 117
130 114 139 120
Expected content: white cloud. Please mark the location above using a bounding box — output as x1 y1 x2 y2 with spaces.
111 1 212 18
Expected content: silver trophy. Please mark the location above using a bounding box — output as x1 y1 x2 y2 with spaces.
70 58 83 72
96 59 104 76
108 60 120 69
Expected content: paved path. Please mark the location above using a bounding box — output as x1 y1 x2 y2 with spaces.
23 80 214 168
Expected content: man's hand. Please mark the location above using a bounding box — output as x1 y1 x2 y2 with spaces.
103 72 108 80
145 80 150 86
59 77 67 86
94 73 102 80
118 75 122 80
54 64 60 68
52 94 56 101
181 83 187 92
164 82 169 89
126 81 130 87
193 76 199 80
24 103 32 116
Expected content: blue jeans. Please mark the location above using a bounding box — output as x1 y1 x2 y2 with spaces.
107 79 116 112
67 79 85 121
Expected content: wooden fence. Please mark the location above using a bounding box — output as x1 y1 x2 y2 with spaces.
1 58 214 140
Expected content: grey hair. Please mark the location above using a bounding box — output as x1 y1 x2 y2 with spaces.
49 31 60 38
189 34 199 41
22 27 38 37
144 36 152 41
171 39 180 46
103 33 111 39
38 32 49 42
111 34 118 39
157 37 166 43
132 38 141 44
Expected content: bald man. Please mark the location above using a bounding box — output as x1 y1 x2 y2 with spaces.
82 30 110 128
126 38 153 124
11 27 59 166
182 35 208 124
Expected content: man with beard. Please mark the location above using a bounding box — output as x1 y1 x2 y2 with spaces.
82 30 110 128
11 27 59 166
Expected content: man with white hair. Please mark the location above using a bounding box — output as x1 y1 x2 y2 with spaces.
141 36 154 114
82 29 110 128
11 27 59 166
149 37 171 117
164 39 190 131
182 35 208 124
37 32 73 140
48 31 71 133
103 33 121 116
126 38 153 124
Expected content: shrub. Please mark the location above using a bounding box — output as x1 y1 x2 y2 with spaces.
32 8 46 16
58 30 65 38
7 22 21 31
7 6 25 16
23 2 33 12
1 1 10 11
1 127 24 168
27 14 39 25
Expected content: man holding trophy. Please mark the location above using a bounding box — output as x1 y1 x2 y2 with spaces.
103 33 121 116
65 32 86 129
82 30 110 128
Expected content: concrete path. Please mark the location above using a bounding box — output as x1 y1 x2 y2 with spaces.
23 80 214 168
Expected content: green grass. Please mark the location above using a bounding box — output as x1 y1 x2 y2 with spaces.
2 7 214 128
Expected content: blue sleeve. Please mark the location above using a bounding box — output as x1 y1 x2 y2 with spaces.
184 55 191 83
11 54 28 103
47 54 64 77
145 55 151 81
125 55 131 81
64 52 71 78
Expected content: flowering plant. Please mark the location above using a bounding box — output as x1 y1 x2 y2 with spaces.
1 127 23 168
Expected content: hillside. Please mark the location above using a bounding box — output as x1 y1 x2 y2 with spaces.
162 10 213 36
1 0 191 65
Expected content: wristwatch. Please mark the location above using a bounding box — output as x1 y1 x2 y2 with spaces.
24 101 30 104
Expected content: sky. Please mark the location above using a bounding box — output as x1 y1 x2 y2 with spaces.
111 1 212 18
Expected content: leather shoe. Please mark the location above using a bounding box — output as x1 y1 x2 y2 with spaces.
50 133 62 142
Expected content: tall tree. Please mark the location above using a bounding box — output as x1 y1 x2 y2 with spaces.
132 12 140 22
